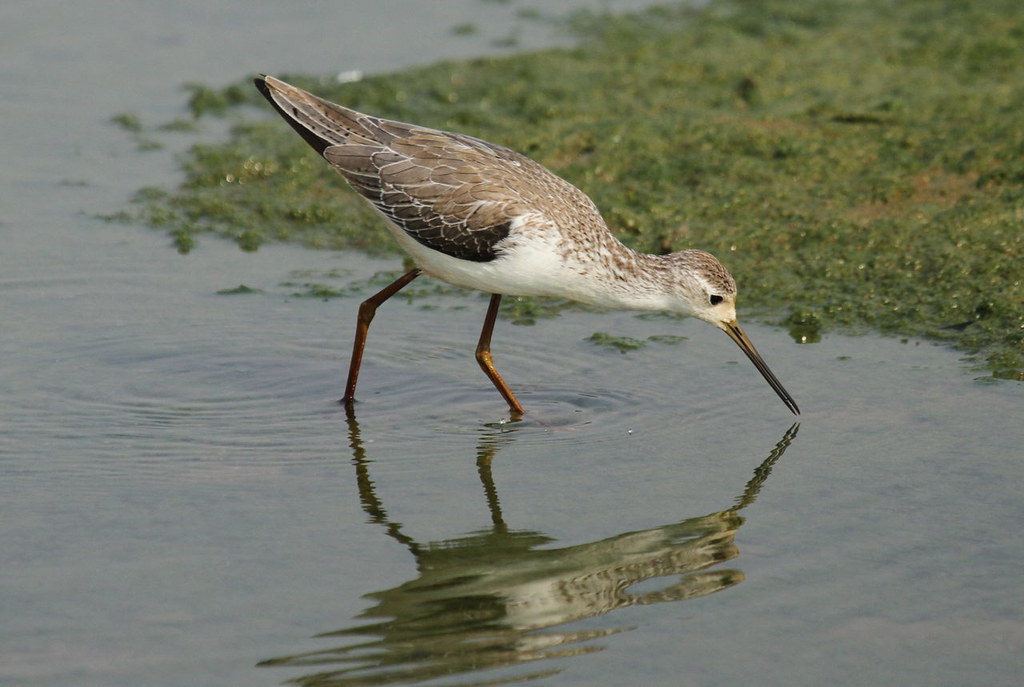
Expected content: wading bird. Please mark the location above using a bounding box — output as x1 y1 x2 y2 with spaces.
255 75 799 417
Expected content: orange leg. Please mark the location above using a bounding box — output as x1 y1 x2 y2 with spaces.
475 294 526 417
342 269 421 408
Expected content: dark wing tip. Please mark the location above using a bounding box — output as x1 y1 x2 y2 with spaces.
252 74 332 156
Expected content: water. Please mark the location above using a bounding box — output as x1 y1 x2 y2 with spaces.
2 1 1023 686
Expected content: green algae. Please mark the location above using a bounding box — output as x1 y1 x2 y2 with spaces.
110 113 143 133
587 332 649 353
587 332 689 353
123 0 1024 379
216 284 262 295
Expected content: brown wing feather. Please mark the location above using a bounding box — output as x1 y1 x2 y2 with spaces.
256 76 603 262
324 127 533 261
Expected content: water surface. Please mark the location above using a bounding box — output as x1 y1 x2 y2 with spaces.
2 1 1022 686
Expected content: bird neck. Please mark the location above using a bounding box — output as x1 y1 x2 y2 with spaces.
572 238 682 312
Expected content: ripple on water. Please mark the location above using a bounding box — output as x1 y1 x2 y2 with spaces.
7 327 353 492
317 303 765 454
6 277 798 495
339 362 670 460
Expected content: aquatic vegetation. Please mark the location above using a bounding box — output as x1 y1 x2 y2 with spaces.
120 0 1024 379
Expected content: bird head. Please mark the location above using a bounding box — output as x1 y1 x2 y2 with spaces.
666 250 800 415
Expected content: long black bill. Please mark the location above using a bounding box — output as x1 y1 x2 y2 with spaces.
723 321 800 415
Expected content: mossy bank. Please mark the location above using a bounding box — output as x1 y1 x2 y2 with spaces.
120 0 1024 379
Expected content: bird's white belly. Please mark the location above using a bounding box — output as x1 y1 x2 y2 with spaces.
379 214 674 311
384 218 590 300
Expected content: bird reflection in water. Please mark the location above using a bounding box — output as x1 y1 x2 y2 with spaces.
259 421 799 685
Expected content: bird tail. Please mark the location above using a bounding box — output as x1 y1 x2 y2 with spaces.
253 75 376 155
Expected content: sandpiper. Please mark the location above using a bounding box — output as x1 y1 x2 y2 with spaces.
254 75 799 417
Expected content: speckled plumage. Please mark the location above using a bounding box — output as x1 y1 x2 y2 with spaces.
255 75 798 416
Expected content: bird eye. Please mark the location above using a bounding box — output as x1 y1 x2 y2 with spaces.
709 294 724 305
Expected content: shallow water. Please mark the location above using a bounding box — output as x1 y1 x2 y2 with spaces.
3 2 1023 686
